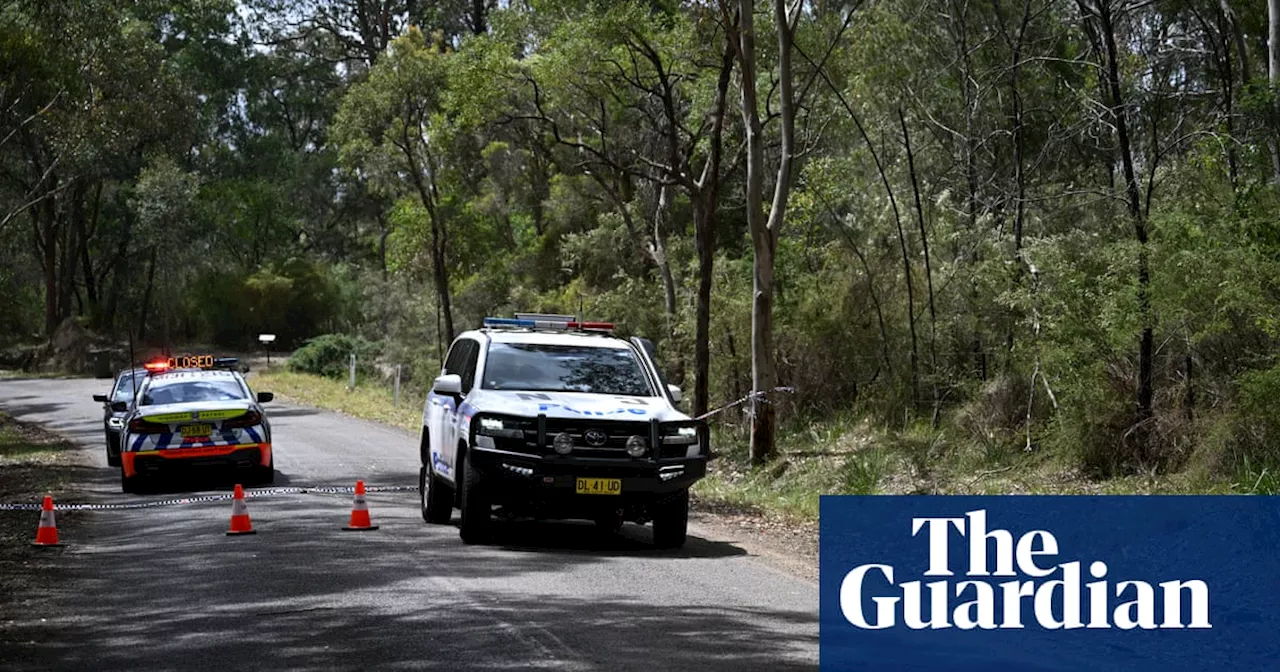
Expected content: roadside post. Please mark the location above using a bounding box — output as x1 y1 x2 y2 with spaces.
394 364 402 407
258 334 276 367
349 353 356 391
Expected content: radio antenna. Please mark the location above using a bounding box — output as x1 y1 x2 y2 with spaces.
127 323 139 407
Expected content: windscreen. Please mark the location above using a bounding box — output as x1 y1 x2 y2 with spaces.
111 371 143 402
482 343 653 396
139 376 248 405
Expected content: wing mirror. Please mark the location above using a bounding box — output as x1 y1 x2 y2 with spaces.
433 374 463 396
257 392 274 403
93 394 108 403
109 401 129 412
667 384 683 404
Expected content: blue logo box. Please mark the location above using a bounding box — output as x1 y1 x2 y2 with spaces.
819 496 1280 671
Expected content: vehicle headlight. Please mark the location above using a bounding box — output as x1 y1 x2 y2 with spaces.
107 417 125 430
553 432 574 455
625 435 647 457
478 417 524 439
661 427 699 445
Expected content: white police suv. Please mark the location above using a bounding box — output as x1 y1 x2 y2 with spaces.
418 314 709 548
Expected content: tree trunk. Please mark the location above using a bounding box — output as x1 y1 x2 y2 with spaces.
402 136 454 343
651 186 680 383
79 180 102 323
735 0 797 465
471 0 488 35
138 247 157 341
58 178 85 327
1269 0 1280 183
691 35 735 420
1094 0 1154 443
899 108 938 424
41 187 58 336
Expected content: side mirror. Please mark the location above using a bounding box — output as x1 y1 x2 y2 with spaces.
433 374 463 396
93 394 108 403
110 401 129 412
257 392 274 403
241 365 251 373
667 384 683 404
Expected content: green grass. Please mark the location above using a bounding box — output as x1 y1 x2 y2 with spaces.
691 414 1246 525
0 417 68 463
252 369 422 434
0 412 84 502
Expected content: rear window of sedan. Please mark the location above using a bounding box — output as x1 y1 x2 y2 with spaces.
139 376 248 405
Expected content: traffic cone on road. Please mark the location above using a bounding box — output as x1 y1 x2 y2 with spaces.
226 484 256 536
342 480 378 531
31 495 61 547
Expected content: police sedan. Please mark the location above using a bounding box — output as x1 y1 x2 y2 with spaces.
92 366 145 467
115 357 275 493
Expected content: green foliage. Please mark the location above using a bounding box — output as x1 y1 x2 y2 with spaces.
7 0 1280 504
184 260 347 349
287 334 383 380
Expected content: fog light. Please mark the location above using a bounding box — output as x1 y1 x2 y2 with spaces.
625 435 647 457
553 432 574 455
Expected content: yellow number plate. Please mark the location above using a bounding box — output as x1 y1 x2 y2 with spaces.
575 478 621 495
180 424 212 437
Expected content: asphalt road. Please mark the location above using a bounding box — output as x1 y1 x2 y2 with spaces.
0 376 818 671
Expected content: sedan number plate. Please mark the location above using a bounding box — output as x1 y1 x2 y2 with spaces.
576 478 621 495
180 423 212 438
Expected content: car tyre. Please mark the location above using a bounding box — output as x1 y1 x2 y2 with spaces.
120 468 141 495
458 450 491 544
595 509 624 535
421 463 453 524
652 489 689 549
106 438 121 468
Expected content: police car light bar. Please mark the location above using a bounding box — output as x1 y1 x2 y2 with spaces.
483 316 615 332
141 355 241 373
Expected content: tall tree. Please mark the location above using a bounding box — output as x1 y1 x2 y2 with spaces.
730 0 800 464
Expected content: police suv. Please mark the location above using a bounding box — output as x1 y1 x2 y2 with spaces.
419 314 709 548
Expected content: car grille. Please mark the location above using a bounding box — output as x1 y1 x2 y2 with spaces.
482 416 704 460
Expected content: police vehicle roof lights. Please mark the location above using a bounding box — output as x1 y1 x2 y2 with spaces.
482 314 615 333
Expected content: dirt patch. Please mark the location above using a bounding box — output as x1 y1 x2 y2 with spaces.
0 412 92 641
691 496 819 583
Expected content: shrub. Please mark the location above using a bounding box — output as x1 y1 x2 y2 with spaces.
288 334 382 380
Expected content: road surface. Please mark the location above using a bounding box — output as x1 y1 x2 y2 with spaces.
0 376 818 671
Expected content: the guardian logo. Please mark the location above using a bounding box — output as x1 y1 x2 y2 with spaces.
840 509 1211 631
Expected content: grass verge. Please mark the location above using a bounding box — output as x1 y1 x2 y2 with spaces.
251 368 422 434
0 411 90 549
0 412 90 633
693 414 1243 526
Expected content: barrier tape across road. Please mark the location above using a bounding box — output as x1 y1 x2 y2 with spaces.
0 484 418 512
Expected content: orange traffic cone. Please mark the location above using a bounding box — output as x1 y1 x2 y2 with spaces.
226 484 256 536
342 480 378 531
32 495 61 547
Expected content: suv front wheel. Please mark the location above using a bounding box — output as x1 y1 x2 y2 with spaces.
458 450 491 544
652 489 689 549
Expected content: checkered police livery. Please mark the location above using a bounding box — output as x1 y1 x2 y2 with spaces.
117 361 275 493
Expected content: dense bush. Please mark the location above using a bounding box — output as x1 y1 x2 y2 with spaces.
288 334 383 380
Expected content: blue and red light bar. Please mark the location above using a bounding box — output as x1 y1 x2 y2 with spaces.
483 316 615 332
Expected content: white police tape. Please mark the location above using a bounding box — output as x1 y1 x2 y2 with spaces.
695 386 796 421
0 484 418 511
